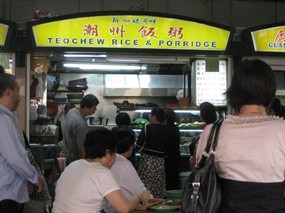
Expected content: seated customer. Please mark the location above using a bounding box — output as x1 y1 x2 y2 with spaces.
112 112 138 168
52 128 151 213
105 130 152 213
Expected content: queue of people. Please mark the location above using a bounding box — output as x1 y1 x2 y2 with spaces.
1 58 285 212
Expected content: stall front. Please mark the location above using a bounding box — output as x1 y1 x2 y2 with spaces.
26 12 235 173
243 22 285 98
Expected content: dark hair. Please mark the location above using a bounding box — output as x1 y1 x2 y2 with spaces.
0 65 5 74
84 128 117 159
113 130 135 154
199 102 217 124
0 73 17 97
64 103 76 114
115 112 131 126
225 59 276 112
270 98 281 113
80 94 99 108
151 107 165 123
164 108 176 125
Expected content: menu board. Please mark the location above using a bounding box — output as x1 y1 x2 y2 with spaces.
194 59 227 106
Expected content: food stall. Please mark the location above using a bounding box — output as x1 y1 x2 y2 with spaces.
25 12 235 174
242 22 285 98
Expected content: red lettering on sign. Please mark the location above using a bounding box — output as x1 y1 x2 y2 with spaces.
168 27 184 39
110 25 126 38
83 24 99 36
138 26 158 38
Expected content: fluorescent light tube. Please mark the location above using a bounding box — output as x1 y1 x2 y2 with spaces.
64 54 107 58
135 109 200 114
107 59 141 62
63 63 147 71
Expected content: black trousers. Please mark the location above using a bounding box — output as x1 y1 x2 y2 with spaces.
0 199 23 213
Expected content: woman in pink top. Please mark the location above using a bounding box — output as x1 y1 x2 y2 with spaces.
196 59 285 212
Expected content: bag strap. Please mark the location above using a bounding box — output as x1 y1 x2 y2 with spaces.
204 119 223 153
196 119 223 169
138 124 147 152
190 120 223 213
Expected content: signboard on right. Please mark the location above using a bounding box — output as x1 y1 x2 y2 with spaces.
251 26 285 53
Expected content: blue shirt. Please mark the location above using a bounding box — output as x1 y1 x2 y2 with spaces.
0 104 38 203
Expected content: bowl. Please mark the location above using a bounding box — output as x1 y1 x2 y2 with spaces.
69 78 87 83
67 86 88 91
54 97 67 103
47 101 58 108
166 189 183 201
66 94 84 100
47 107 58 117
68 82 88 86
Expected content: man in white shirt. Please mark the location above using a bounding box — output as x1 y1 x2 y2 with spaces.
104 130 151 213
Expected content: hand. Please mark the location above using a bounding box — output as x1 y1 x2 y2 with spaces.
139 190 152 204
36 175 44 192
27 181 35 194
189 156 196 170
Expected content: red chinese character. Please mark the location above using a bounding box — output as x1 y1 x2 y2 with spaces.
138 26 157 38
109 25 125 38
275 30 285 42
83 24 99 36
168 27 184 39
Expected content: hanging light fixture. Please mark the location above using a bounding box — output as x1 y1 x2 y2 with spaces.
63 62 147 71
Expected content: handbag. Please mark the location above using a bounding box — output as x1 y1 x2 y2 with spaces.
46 155 62 202
181 119 223 213
26 148 52 201
23 132 52 202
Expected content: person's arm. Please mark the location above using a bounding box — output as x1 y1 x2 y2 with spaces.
136 125 146 150
116 159 149 197
0 118 39 184
195 124 213 163
77 127 89 159
105 189 151 213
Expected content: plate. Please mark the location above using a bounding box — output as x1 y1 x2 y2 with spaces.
135 198 164 211
149 204 180 211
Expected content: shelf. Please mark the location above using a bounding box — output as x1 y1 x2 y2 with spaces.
56 90 84 93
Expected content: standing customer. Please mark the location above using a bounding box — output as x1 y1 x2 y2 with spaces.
63 94 99 164
164 108 181 190
0 73 43 213
53 128 151 213
104 129 152 213
196 59 285 212
112 112 138 168
189 101 217 169
136 107 168 198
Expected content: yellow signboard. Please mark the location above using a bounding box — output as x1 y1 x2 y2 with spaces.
251 26 285 52
0 24 9 46
32 15 231 51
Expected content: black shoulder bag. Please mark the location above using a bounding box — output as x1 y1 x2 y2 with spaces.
181 119 223 213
